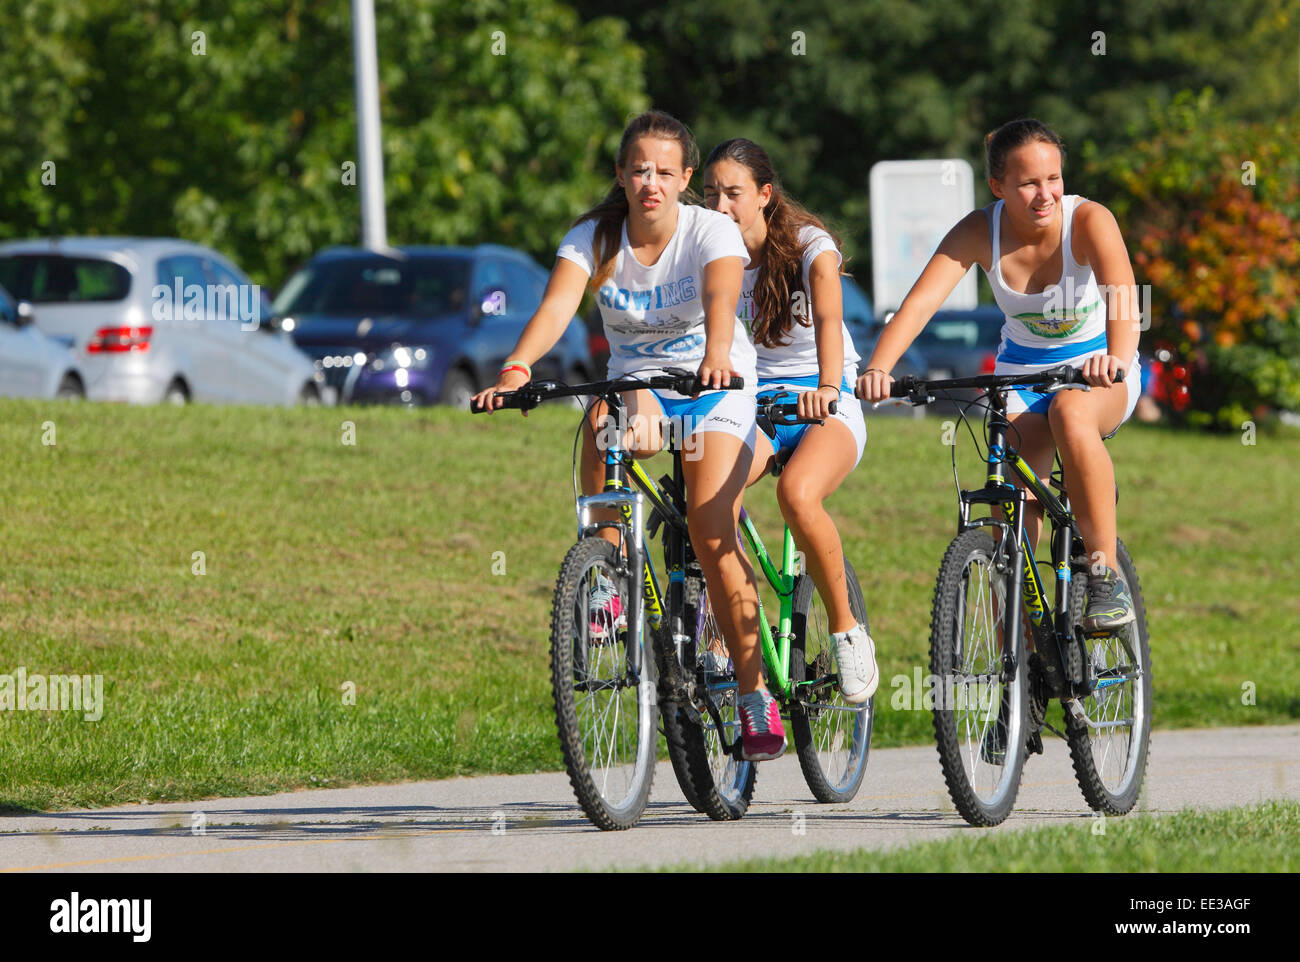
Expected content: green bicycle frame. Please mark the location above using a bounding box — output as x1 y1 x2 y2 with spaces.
737 508 800 700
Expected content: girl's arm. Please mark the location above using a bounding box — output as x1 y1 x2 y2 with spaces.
857 210 987 402
697 255 745 390
1072 201 1139 388
800 249 845 419
471 257 589 412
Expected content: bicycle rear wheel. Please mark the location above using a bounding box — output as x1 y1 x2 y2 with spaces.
550 537 658 830
1066 539 1152 814
930 529 1028 826
661 575 756 821
790 559 874 803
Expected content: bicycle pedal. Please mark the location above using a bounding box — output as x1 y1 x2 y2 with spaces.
1026 730 1044 756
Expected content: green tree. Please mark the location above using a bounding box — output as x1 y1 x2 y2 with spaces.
1088 91 1300 429
574 0 1298 283
0 0 647 285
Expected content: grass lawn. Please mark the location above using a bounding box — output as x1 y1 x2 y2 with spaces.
1 399 1296 810
656 799 1300 872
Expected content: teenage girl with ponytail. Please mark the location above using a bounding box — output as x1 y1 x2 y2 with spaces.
473 111 789 760
858 119 1141 632
703 138 878 704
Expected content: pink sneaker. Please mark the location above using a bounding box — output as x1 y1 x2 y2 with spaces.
588 574 626 641
739 690 787 761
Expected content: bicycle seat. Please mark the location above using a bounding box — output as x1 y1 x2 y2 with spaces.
771 446 794 478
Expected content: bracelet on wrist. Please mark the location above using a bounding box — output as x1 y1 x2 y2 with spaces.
500 360 531 380
864 367 887 376
818 383 840 393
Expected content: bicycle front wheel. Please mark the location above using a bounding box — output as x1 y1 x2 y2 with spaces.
930 529 1028 827
661 576 756 820
790 558 874 804
550 537 658 830
1066 539 1152 814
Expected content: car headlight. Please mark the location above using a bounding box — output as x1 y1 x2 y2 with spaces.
369 345 434 372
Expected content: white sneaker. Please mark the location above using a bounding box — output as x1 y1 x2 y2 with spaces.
833 625 878 704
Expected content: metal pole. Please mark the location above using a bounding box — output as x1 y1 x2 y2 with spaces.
351 0 387 249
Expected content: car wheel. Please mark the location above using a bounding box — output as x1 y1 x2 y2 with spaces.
438 369 475 408
298 383 321 406
56 373 84 400
164 379 190 405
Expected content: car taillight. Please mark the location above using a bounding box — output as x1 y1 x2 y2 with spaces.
87 326 153 353
979 353 997 374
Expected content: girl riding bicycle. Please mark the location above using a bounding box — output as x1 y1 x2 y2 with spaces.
702 138 877 704
857 119 1141 630
472 110 787 761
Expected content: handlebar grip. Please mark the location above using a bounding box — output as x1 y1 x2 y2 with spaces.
888 376 917 398
828 400 837 415
666 373 746 395
470 390 535 413
1055 365 1124 385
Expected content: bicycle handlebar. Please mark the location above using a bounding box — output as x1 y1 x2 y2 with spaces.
470 369 746 413
887 364 1124 402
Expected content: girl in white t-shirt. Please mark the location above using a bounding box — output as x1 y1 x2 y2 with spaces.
473 111 786 761
703 138 877 704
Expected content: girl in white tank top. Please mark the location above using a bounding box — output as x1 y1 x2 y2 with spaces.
858 119 1144 636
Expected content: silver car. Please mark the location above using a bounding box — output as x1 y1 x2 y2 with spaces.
0 283 85 399
0 238 328 405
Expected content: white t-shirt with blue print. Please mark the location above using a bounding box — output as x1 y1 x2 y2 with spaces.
556 204 756 387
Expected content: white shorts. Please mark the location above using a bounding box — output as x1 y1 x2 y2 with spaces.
755 377 868 467
998 354 1142 434
624 386 758 453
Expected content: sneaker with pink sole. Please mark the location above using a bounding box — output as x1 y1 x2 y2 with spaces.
587 573 626 641
739 689 787 760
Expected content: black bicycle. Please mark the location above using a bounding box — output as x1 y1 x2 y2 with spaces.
887 364 1151 826
472 371 849 829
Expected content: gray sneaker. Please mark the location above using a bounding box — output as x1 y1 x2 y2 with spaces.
1083 566 1134 633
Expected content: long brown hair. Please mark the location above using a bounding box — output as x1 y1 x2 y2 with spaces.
574 110 700 291
704 138 840 348
985 118 1066 181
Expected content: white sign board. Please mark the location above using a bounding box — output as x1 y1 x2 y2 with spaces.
870 159 977 315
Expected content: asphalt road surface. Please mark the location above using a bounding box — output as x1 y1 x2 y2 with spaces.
3 724 1297 872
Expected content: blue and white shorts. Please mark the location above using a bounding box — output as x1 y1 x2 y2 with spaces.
620 384 758 453
996 336 1141 428
755 373 867 467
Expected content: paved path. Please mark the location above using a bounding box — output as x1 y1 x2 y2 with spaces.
3 725 1296 872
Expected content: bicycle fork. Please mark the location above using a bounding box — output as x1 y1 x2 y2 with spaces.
576 455 657 686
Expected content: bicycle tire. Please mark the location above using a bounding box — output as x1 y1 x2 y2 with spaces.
930 528 1028 826
1065 539 1152 814
661 575 756 821
549 537 658 830
790 558 874 804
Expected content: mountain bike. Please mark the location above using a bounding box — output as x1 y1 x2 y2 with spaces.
886 364 1151 827
472 371 872 829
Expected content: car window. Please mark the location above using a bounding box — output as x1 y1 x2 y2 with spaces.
274 257 470 317
203 258 257 325
502 260 544 317
917 314 1004 349
0 254 131 303
157 255 208 291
